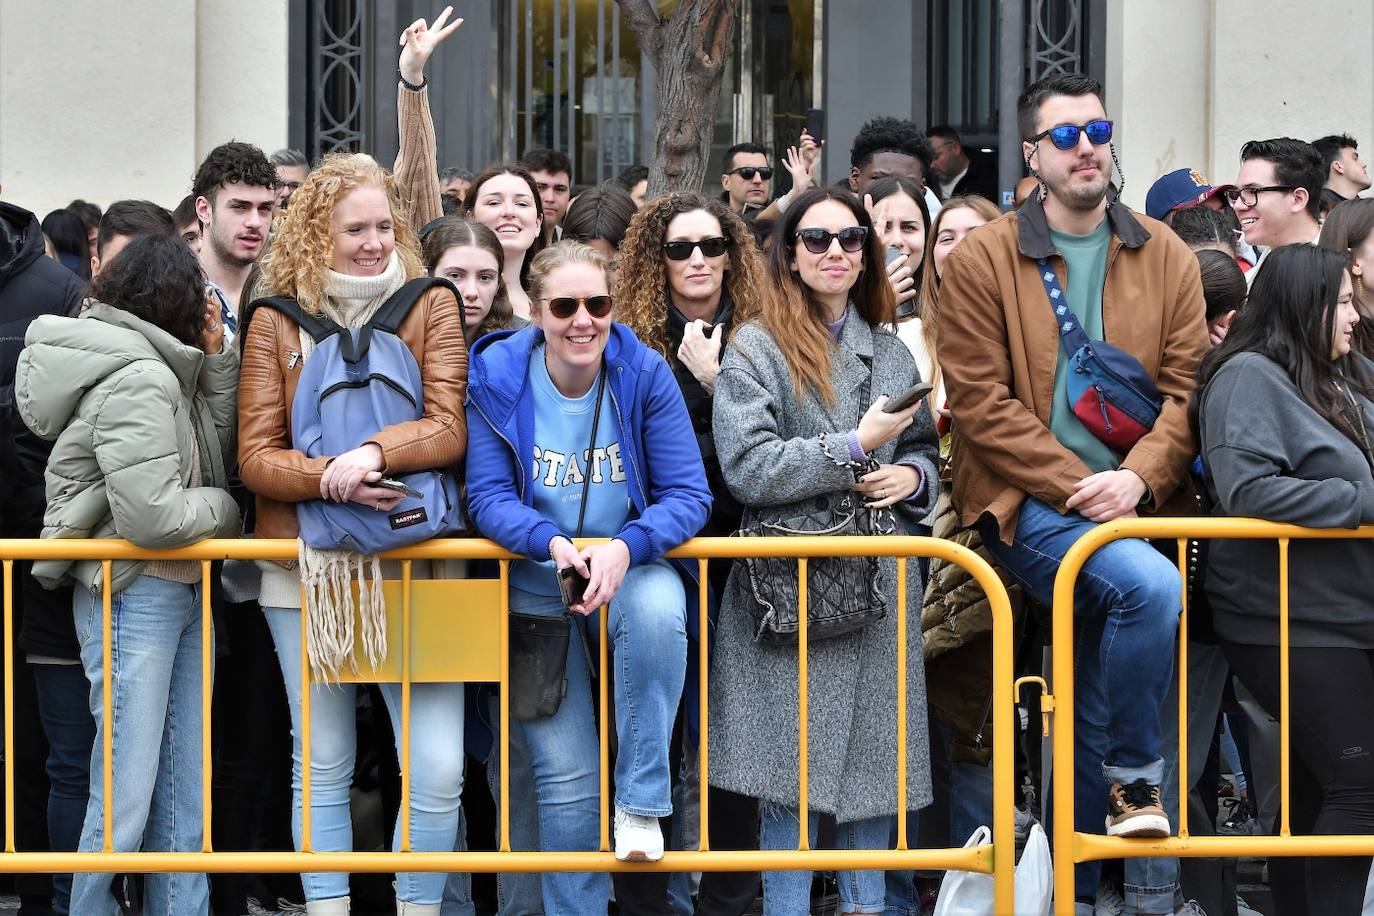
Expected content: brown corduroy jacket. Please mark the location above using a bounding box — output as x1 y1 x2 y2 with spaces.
936 193 1208 543
236 286 467 541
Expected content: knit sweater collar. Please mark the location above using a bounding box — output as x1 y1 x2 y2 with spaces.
321 250 404 328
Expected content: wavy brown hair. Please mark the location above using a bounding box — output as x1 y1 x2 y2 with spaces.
760 187 897 405
260 153 424 315
612 192 766 358
422 216 516 338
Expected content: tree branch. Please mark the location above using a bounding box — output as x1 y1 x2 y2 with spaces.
616 0 662 53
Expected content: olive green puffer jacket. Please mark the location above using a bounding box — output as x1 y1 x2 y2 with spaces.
16 301 240 593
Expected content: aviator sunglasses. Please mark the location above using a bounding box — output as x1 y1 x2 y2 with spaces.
795 226 869 254
545 295 614 320
662 237 731 260
1030 119 1114 150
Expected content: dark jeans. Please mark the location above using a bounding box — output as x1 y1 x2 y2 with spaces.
31 662 94 916
209 601 296 911
1222 641 1374 916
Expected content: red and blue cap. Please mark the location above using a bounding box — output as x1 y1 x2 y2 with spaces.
1144 168 1235 221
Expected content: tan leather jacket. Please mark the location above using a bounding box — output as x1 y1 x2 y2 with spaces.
237 286 467 541
936 193 1208 542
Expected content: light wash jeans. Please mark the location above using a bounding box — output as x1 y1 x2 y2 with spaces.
263 606 465 905
507 559 687 916
982 497 1181 906
71 575 209 916
760 804 891 915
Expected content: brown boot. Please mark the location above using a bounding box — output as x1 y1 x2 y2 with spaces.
1106 779 1170 838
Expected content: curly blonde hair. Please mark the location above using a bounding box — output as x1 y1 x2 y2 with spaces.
612 192 766 358
260 153 425 314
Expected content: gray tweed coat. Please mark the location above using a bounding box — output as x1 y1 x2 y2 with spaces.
708 308 940 822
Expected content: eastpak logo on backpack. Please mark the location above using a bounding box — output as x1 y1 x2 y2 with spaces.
242 278 466 554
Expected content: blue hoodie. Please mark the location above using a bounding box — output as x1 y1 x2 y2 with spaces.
466 322 712 580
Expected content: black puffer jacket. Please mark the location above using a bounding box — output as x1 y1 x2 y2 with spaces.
0 202 84 658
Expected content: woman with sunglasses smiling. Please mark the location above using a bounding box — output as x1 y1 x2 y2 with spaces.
465 240 711 914
613 191 769 911
709 187 939 916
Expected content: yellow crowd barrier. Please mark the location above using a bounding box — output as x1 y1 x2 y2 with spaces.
0 535 1018 912
1048 517 1374 916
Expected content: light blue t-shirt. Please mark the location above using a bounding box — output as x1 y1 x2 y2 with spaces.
510 344 632 595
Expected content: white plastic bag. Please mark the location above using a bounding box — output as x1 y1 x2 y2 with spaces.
933 822 1053 916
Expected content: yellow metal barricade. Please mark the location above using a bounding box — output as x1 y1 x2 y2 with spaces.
0 536 1018 912
1047 517 1374 915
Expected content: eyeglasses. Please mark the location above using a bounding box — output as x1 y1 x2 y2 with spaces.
1029 119 1114 151
795 226 869 254
1222 185 1296 208
662 237 731 260
726 166 773 181
545 295 613 320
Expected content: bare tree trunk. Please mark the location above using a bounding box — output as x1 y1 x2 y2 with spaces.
619 0 740 197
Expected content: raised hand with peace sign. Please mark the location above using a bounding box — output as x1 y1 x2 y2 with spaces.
399 6 465 86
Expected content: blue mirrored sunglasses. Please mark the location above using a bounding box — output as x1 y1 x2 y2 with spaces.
1031 119 1114 150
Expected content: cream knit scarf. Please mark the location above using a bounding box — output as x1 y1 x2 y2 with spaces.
299 251 406 681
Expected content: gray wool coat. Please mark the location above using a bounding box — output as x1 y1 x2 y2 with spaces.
708 307 940 822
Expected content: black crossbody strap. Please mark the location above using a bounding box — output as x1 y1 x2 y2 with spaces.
573 363 608 539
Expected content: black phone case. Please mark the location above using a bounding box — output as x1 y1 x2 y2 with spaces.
557 565 590 609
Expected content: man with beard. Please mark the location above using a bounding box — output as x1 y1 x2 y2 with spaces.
938 73 1207 915
192 141 277 333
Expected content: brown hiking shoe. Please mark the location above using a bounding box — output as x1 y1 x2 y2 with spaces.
1106 779 1170 838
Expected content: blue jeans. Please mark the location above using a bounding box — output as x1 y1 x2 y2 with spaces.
507 559 687 916
760 804 890 915
262 606 466 905
70 575 209 916
443 692 544 916
32 661 97 916
983 497 1180 905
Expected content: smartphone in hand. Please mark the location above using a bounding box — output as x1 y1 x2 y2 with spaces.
883 381 935 413
375 477 423 499
558 564 591 610
803 108 826 143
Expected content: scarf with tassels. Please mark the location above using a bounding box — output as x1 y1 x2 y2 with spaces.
299 251 406 681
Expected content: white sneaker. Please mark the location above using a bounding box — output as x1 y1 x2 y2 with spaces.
1094 880 1125 916
613 805 664 862
1174 901 1208 916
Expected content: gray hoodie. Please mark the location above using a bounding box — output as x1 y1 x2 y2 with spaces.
1199 351 1374 647
16 301 240 593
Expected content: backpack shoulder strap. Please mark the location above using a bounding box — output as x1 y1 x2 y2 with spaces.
239 296 343 352
369 277 461 334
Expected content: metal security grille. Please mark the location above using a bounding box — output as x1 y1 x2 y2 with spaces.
307 0 372 158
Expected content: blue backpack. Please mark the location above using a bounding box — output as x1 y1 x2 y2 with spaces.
243 278 465 553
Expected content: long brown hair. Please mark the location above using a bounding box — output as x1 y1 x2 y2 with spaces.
613 192 766 358
916 195 1002 362
1319 197 1374 357
463 165 547 290
260 153 425 315
421 216 516 338
761 187 897 404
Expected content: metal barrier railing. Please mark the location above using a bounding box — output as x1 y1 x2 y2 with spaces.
0 535 1018 911
1048 518 1374 915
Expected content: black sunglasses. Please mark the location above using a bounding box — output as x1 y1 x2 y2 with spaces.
727 166 773 181
1030 119 1114 151
662 237 731 261
795 226 869 254
546 295 613 320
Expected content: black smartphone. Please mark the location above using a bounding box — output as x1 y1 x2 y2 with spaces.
376 477 423 499
803 108 825 143
557 564 590 610
883 381 935 413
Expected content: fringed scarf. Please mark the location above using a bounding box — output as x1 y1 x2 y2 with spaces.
299 251 405 681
